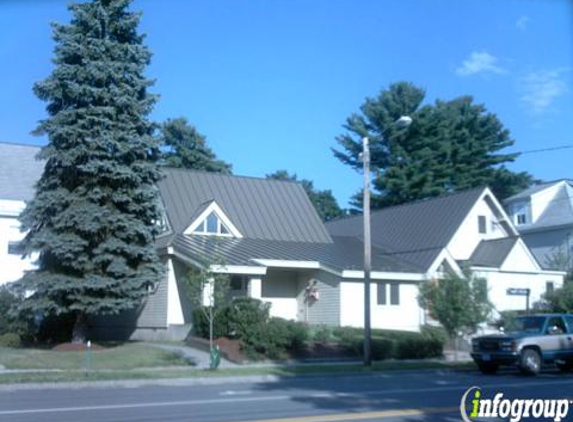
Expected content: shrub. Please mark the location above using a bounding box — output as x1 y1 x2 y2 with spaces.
312 325 334 343
227 298 271 339
394 337 443 359
192 307 230 339
332 326 361 344
0 332 21 348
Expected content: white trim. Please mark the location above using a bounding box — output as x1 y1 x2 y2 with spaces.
513 237 542 272
209 265 267 275
184 201 243 238
469 266 567 276
480 188 519 236
166 259 185 325
427 249 462 276
251 259 321 269
341 270 425 281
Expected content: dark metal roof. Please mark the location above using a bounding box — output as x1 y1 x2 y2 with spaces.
326 188 486 271
468 237 519 267
158 168 333 243
0 142 44 201
168 234 421 273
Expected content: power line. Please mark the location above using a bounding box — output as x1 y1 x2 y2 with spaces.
520 145 573 155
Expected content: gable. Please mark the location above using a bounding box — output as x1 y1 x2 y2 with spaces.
184 201 242 238
447 189 516 261
500 238 541 273
158 169 333 243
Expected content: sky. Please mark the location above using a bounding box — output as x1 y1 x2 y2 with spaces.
1 0 572 208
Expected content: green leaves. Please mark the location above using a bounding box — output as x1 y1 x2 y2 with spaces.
14 0 163 328
334 82 534 210
159 117 232 174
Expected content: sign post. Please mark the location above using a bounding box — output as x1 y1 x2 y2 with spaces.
506 288 531 314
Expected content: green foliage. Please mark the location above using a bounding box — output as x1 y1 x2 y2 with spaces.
332 326 444 360
159 117 232 173
542 273 573 313
227 298 271 339
333 81 534 209
419 269 493 339
13 0 163 339
0 333 21 348
266 170 345 222
312 325 336 342
191 307 230 339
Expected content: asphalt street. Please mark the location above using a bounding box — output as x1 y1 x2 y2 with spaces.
1 368 573 422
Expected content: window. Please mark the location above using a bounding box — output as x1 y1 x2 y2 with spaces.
478 215 487 234
546 317 567 335
8 241 23 255
193 212 232 236
377 283 387 305
377 283 399 305
517 214 527 225
546 282 554 294
511 202 529 225
390 283 400 305
230 276 245 291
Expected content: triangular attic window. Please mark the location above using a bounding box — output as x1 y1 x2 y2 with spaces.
194 211 233 236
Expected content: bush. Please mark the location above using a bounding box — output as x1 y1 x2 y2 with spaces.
239 317 309 360
0 332 21 348
227 298 271 339
394 337 443 359
192 307 230 339
312 325 335 343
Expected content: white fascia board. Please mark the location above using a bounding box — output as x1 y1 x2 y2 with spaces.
167 247 206 270
427 248 462 276
342 270 425 281
251 259 321 269
183 201 243 238
470 266 566 276
209 265 267 275
480 188 519 236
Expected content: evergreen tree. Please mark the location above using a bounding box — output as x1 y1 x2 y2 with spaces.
266 170 345 222
159 117 232 173
333 82 533 209
15 0 163 342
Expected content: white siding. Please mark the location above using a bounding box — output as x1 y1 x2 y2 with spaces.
340 280 422 332
500 240 540 272
166 259 185 325
475 269 563 312
530 183 563 224
448 196 509 261
0 199 36 286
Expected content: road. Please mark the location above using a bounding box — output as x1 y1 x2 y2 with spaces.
1 369 573 422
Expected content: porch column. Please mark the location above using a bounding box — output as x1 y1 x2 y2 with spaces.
248 277 262 299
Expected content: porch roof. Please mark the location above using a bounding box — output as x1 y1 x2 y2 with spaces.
162 233 428 274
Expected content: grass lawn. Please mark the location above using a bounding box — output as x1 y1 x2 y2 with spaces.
0 355 475 384
0 343 190 371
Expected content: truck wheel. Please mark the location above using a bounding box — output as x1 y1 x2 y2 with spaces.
519 349 541 375
478 363 499 374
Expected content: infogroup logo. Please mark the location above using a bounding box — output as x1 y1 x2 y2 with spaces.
460 386 571 422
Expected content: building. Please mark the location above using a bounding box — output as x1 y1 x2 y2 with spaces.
505 180 573 271
0 145 564 340
0 143 43 286
94 169 562 340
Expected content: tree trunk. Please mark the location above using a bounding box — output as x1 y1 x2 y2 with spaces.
72 312 88 344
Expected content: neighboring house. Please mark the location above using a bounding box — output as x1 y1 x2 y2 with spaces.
94 169 564 340
0 143 43 286
505 180 573 272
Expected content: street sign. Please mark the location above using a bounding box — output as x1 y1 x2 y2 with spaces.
506 288 530 296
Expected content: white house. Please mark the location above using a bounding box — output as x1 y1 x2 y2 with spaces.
92 169 563 340
0 143 43 287
505 180 573 271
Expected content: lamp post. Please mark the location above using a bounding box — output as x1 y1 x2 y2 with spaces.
362 115 412 367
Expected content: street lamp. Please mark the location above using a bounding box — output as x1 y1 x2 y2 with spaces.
362 115 412 367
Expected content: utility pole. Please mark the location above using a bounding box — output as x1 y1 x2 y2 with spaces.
362 136 372 367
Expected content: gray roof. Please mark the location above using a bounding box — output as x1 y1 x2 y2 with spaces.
467 237 519 267
167 234 421 273
326 188 486 271
0 142 44 201
158 168 333 243
505 180 573 203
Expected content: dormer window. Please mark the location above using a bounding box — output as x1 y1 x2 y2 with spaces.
510 201 530 226
193 212 232 236
184 201 243 238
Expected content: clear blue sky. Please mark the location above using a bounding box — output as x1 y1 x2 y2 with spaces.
1 0 572 207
